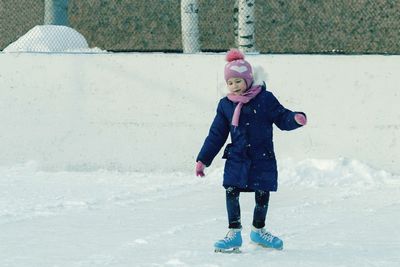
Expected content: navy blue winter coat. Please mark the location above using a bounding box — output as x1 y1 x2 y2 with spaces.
196 84 305 192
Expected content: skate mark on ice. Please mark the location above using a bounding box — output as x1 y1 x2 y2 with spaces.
105 217 225 264
126 217 223 248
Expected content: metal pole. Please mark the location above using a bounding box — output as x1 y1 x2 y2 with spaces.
44 0 69 26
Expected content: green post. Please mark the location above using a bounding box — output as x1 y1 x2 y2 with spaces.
44 0 69 25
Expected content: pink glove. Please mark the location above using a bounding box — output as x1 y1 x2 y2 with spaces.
195 161 205 177
294 113 307 126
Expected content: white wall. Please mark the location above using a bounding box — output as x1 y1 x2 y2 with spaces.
0 53 399 174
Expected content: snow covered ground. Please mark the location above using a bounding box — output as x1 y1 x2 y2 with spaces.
1 26 400 266
1 159 399 267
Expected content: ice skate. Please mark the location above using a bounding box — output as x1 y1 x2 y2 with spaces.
250 226 283 250
214 228 242 253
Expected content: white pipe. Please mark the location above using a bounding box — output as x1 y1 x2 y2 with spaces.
181 0 201 53
238 0 256 52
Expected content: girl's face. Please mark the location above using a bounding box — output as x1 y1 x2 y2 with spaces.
227 77 247 95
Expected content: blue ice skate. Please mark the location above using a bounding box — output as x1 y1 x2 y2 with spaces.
250 227 283 250
214 228 242 253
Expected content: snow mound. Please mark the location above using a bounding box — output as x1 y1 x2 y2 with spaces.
279 158 398 188
3 25 104 53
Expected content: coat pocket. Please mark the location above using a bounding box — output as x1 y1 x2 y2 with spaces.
251 146 276 160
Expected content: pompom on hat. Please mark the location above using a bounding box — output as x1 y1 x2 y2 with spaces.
224 49 254 88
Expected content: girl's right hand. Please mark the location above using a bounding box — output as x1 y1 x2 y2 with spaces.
294 113 307 126
195 161 206 177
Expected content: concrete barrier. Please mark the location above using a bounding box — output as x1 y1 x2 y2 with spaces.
0 53 399 174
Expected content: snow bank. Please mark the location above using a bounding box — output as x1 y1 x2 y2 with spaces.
278 157 397 188
3 25 104 53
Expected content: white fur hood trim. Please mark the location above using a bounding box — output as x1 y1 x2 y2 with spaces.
252 65 268 86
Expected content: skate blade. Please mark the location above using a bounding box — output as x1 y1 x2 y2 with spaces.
214 247 241 253
251 241 283 251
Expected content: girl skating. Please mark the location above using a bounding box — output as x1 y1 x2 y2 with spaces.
195 49 307 253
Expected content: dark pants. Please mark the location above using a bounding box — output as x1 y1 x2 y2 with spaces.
226 186 270 229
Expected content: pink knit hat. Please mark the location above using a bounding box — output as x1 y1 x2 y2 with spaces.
224 49 254 88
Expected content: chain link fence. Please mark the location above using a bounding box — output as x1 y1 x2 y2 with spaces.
1 0 399 53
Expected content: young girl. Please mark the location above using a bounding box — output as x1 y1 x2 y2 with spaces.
195 49 307 253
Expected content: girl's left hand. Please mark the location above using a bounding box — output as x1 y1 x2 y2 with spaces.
294 113 307 126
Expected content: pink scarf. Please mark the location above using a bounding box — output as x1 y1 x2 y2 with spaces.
227 85 262 127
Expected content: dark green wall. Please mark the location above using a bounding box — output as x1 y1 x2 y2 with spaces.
1 0 399 53
0 0 44 49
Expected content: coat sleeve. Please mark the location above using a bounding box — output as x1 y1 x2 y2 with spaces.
196 100 230 167
268 92 306 131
